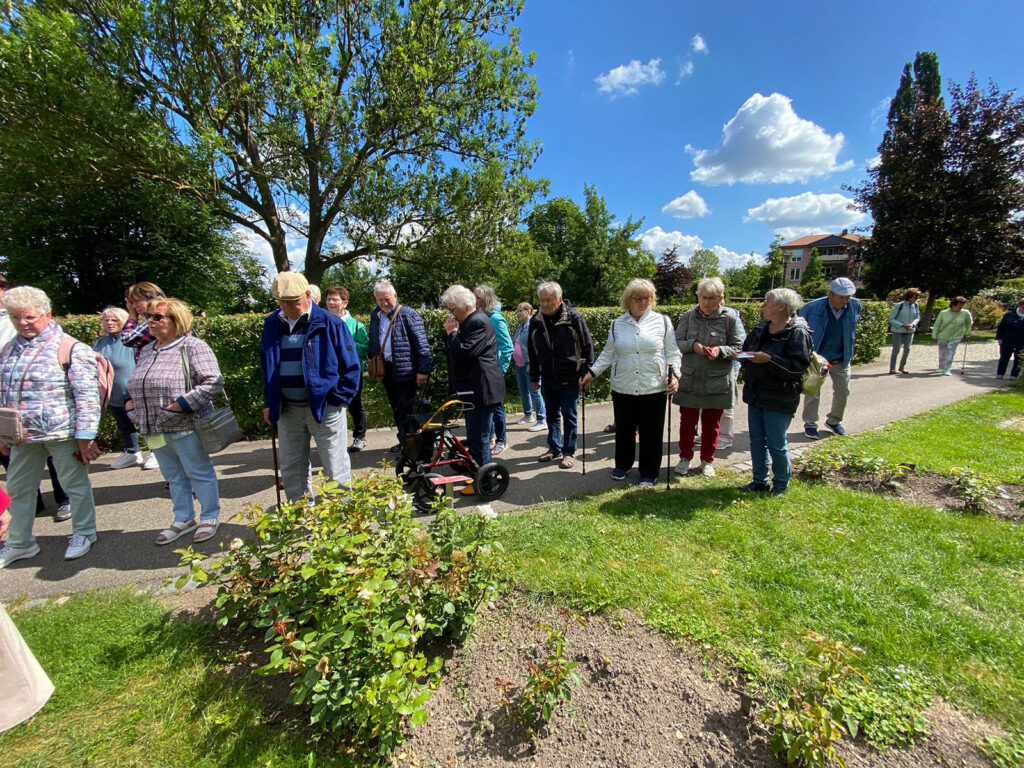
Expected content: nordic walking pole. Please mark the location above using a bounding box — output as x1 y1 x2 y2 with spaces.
960 336 968 374
580 380 586 476
271 423 282 509
666 364 675 491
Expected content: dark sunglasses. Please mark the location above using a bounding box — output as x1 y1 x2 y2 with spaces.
145 313 169 322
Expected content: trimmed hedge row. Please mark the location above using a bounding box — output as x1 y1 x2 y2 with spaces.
60 300 890 442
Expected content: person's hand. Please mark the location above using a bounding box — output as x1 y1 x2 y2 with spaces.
692 341 705 355
749 350 772 364
531 381 540 390
705 346 721 359
0 442 9 457
666 375 678 395
579 372 593 388
76 438 103 464
124 398 134 412
163 401 183 413
443 316 457 334
262 407 272 425
0 509 9 542
416 373 428 386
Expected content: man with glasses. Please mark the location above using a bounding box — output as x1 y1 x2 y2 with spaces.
259 272 361 502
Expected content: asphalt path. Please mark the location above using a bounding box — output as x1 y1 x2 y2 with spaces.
0 341 1009 602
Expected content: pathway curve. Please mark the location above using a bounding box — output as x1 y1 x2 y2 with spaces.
1 341 1010 601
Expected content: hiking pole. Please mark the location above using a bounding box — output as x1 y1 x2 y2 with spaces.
666 365 675 491
960 337 968 375
580 381 586 476
271 423 282 509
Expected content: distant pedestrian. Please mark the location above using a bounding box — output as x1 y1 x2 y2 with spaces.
0 287 103 568
528 282 594 470
581 279 680 487
888 288 922 374
931 296 973 376
995 297 1024 380
672 277 743 477
736 289 812 496
799 277 861 439
511 302 547 432
368 280 432 450
474 285 513 455
94 307 142 469
325 286 370 452
260 272 361 502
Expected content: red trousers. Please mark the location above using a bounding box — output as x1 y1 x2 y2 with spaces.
678 407 723 463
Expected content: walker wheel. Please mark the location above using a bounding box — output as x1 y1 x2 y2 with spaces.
474 462 510 501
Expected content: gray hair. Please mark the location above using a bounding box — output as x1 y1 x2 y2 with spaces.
440 284 477 312
2 286 51 314
537 281 562 300
307 284 321 303
697 276 725 299
101 306 129 324
473 284 499 312
373 280 396 296
765 287 802 316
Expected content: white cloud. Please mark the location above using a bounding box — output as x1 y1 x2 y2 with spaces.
595 58 665 97
676 60 695 83
233 226 280 278
640 226 703 259
745 191 865 238
566 49 576 76
866 155 881 170
712 245 764 270
691 33 708 54
661 190 710 219
870 95 890 133
690 93 853 184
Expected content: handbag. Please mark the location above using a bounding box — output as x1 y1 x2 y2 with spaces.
367 304 400 382
180 344 243 454
801 350 832 396
0 407 23 445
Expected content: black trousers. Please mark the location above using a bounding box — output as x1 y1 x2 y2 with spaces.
382 363 419 436
349 375 368 439
611 391 668 481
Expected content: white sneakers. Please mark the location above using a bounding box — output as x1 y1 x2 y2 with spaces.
673 458 715 477
142 452 160 470
515 415 536 425
699 461 716 477
528 421 547 432
65 533 97 560
673 458 691 476
110 451 144 469
0 542 41 569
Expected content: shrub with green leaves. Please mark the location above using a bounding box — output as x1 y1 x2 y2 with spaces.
948 467 1003 512
177 470 501 759
836 665 931 751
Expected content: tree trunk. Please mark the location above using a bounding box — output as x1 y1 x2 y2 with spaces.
921 292 937 333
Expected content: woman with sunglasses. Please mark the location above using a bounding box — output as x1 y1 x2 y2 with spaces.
125 299 225 545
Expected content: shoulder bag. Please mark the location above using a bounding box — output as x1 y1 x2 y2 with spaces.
367 304 400 382
181 342 242 454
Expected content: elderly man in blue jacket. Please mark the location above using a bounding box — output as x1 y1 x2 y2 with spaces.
260 271 361 502
799 277 861 439
368 280 432 450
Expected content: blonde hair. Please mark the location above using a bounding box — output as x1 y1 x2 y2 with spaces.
619 279 657 312
473 284 499 312
147 298 193 337
697 276 725 299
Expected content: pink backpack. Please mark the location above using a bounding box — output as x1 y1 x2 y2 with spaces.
58 336 116 411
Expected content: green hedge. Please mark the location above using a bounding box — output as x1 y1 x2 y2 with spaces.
59 301 889 443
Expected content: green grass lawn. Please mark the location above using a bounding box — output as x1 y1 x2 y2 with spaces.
1 590 357 768
910 330 997 344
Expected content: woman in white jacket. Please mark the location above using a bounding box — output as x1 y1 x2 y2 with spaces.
580 279 681 486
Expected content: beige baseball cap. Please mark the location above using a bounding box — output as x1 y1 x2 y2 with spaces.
271 271 310 301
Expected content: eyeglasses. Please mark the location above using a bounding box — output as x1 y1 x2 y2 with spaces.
9 314 42 323
145 313 168 322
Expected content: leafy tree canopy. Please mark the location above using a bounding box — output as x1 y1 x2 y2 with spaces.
652 245 693 301
688 248 721 280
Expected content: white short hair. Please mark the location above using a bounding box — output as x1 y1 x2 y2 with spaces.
373 280 396 296
765 288 802 315
473 284 499 312
2 286 51 314
307 284 321 303
537 281 562 300
697 277 725 298
440 284 477 312
101 306 129 324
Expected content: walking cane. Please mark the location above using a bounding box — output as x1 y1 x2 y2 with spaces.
665 365 675 491
271 423 282 509
960 337 968 375
580 381 587 476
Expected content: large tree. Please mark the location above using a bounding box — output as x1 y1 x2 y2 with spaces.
851 52 1024 323
526 185 653 307
0 4 268 314
688 248 721 280
58 0 543 283
652 245 693 301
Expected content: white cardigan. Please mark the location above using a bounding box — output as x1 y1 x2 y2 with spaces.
589 309 682 395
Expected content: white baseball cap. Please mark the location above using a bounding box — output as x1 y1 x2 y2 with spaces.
829 277 856 297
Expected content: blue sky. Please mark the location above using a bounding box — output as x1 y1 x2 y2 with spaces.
514 0 1024 269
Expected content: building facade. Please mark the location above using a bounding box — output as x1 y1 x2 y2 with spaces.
780 231 867 287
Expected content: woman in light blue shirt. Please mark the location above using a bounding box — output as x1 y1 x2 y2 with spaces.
888 288 921 374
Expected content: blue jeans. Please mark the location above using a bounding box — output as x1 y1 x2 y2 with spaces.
748 405 793 490
466 403 499 467
152 430 221 524
489 405 507 444
515 364 545 421
109 404 140 453
541 384 579 456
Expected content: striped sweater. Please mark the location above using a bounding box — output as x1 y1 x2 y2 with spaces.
126 335 224 435
0 322 100 442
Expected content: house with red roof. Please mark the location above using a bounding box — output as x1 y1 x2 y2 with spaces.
780 231 868 287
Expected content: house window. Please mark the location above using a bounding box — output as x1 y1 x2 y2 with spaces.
789 249 803 263
823 266 837 278
789 267 801 281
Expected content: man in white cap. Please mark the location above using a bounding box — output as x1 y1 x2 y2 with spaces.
798 277 861 439
259 271 361 501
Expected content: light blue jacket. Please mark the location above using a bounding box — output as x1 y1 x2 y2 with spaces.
888 300 920 333
799 295 862 367
486 304 513 373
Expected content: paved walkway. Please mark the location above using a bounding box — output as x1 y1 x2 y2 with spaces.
0 341 1011 601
